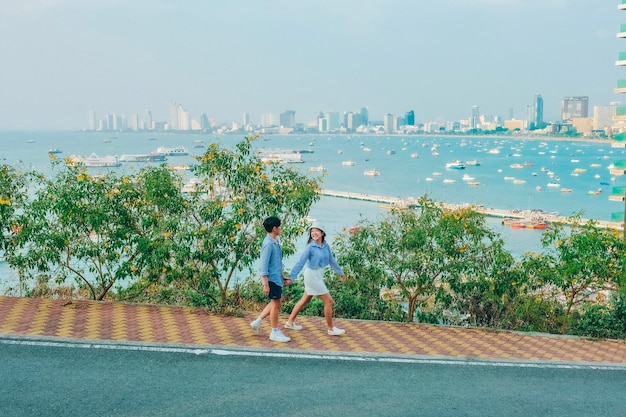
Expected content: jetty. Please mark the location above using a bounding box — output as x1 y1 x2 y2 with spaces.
320 189 624 231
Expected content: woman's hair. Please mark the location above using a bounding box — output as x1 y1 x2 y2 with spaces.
307 227 326 244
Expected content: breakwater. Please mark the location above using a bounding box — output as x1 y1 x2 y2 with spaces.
320 189 624 231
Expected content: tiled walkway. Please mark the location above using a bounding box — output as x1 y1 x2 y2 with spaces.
1 296 626 365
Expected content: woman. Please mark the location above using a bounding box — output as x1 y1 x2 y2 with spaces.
285 221 346 336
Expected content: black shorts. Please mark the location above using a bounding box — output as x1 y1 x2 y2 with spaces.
268 281 283 300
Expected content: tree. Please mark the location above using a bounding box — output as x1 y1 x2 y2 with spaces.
333 198 508 323
0 164 30 259
7 159 184 300
128 136 322 308
523 217 626 334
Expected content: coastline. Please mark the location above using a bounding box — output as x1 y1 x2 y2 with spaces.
321 189 625 231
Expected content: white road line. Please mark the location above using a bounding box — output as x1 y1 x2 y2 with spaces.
2 337 625 371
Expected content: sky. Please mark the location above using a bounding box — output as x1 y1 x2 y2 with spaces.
0 0 623 130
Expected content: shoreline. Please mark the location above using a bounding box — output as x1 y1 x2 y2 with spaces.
321 189 625 231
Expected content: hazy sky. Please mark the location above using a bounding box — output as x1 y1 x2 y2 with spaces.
0 0 622 130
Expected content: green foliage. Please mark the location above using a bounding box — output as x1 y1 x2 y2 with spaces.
333 199 510 323
7 160 184 300
523 217 626 333
500 295 565 334
143 136 321 308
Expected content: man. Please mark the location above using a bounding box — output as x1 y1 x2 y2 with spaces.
249 216 292 342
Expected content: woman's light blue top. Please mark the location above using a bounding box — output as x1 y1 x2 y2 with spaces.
290 240 344 280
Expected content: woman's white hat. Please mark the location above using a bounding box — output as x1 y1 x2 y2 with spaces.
310 221 325 233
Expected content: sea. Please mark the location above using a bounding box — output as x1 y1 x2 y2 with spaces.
1 130 625 291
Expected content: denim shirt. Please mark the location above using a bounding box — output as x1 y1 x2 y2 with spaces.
290 240 344 280
259 234 284 286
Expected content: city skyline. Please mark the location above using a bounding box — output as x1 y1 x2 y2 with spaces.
0 1 622 130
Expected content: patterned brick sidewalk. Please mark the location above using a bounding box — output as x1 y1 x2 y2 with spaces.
1 296 626 365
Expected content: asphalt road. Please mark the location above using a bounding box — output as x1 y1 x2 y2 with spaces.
1 338 625 417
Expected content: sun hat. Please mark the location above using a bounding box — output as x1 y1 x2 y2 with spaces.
310 221 326 234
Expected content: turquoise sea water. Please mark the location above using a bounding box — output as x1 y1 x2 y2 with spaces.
1 130 625 290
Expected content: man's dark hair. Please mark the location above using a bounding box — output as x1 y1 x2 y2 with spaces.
263 216 281 232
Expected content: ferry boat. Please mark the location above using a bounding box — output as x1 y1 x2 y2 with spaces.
258 150 304 164
119 154 167 162
154 145 189 156
67 153 121 167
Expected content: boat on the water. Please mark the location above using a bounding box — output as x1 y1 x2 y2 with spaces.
363 169 380 176
154 145 189 156
258 149 304 164
67 153 121 167
119 154 167 162
445 160 465 170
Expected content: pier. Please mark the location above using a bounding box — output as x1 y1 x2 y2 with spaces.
320 189 624 231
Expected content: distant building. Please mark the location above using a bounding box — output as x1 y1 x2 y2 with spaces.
529 94 544 129
383 113 394 133
593 104 616 131
405 110 415 126
561 96 589 122
279 110 296 128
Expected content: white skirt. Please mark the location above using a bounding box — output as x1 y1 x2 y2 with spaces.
303 267 328 296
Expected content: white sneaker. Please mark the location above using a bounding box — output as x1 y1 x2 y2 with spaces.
284 321 303 331
250 320 261 335
327 326 345 336
269 330 291 343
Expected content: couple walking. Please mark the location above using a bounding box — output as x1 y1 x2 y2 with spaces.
250 216 346 342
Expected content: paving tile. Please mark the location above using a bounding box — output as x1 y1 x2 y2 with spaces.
1 296 625 365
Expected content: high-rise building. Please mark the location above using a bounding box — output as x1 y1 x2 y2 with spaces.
383 113 394 133
405 110 415 126
529 94 544 129
242 112 250 126
144 109 153 130
470 105 479 129
561 96 589 122
360 107 369 127
88 110 97 131
279 110 296 128
594 104 617 131
169 101 179 130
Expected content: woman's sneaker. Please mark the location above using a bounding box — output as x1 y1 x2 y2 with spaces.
269 329 291 342
327 326 345 336
284 321 303 330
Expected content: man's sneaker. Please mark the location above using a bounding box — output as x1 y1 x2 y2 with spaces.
284 321 303 331
327 326 345 336
250 320 261 335
269 330 291 343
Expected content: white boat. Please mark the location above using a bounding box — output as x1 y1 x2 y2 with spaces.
308 165 326 173
67 153 121 167
513 179 527 185
462 174 475 181
258 150 304 164
443 179 456 183
47 148 62 154
488 148 500 154
386 150 396 155
342 160 356 166
363 169 380 176
446 160 465 170
119 154 167 162
465 159 480 166
155 145 189 156
410 153 419 158
547 182 561 187
362 147 372 152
